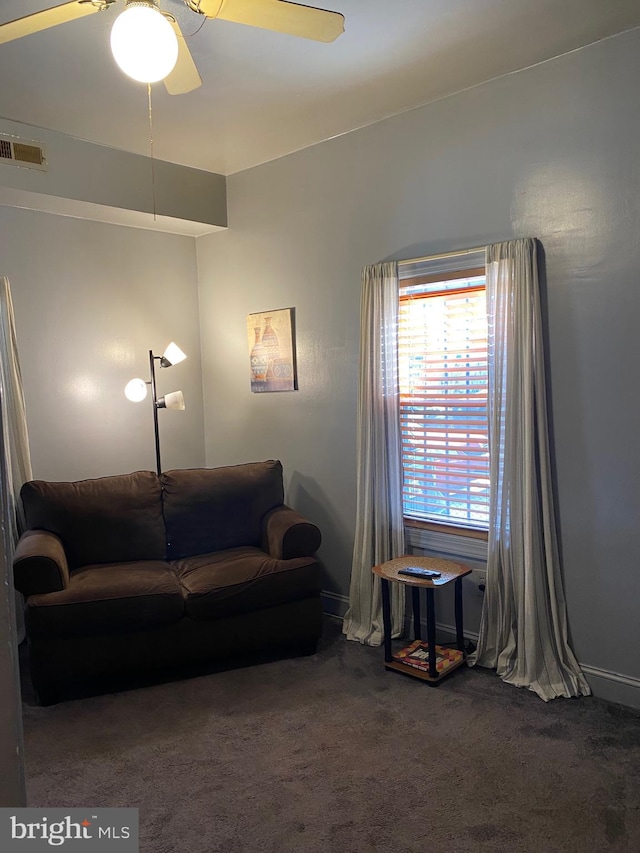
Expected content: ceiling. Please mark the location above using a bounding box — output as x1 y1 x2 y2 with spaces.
1 0 639 176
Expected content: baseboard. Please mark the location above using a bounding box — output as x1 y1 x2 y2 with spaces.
578 664 640 709
406 615 479 646
433 620 479 645
320 593 478 645
321 591 349 619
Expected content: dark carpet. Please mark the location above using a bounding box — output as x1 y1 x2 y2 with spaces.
21 618 640 852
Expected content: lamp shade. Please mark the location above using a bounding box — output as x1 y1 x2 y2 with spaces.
124 377 148 402
158 390 185 411
162 341 187 366
110 2 179 84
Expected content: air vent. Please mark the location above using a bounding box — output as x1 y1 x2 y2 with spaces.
0 134 47 171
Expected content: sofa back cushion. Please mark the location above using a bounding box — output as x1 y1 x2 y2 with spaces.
162 461 284 559
21 471 166 570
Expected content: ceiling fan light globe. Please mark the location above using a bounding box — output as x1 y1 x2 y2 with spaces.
110 4 179 84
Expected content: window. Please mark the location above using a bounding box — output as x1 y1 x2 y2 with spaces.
398 251 489 532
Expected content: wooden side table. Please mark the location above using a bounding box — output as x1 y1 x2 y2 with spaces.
372 555 472 683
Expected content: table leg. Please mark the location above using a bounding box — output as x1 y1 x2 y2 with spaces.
381 577 392 663
426 587 437 679
412 586 422 640
454 577 465 653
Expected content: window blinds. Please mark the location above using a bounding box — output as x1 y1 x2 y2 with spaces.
398 261 489 529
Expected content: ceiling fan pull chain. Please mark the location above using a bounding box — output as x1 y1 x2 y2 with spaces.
79 0 117 10
184 0 224 18
148 82 157 222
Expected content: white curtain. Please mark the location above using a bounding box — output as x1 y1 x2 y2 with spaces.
343 262 405 645
469 239 591 700
0 277 33 643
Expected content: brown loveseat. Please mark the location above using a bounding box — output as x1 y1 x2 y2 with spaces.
13 460 322 704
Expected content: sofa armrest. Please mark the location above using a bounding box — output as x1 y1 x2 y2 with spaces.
13 530 70 598
263 505 321 560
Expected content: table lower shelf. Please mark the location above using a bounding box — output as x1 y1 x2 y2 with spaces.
386 642 466 683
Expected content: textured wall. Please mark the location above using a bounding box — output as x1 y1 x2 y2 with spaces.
0 207 205 480
196 28 640 695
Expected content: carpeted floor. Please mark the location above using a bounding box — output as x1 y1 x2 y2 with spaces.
21 617 640 852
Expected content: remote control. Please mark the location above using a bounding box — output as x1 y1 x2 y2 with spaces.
398 566 441 579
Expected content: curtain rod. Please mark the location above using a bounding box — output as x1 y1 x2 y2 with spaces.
398 245 486 266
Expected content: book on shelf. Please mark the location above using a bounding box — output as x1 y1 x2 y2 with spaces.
392 640 463 674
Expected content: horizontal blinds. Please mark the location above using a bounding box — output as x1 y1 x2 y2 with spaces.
398 274 489 528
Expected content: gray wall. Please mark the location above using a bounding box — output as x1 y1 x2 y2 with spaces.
0 207 205 480
197 28 640 701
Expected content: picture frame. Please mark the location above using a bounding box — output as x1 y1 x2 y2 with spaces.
247 307 298 393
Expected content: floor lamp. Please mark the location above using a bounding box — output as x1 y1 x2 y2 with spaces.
125 341 186 474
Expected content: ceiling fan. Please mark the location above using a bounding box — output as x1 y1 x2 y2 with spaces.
0 0 345 95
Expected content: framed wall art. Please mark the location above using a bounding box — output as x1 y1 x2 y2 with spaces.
247 307 298 393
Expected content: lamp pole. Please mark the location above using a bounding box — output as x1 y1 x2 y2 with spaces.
125 342 186 474
148 349 162 475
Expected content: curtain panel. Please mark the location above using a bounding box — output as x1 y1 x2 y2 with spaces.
0 277 33 644
469 239 590 700
343 262 405 645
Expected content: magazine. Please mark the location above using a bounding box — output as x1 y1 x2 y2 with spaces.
392 640 463 674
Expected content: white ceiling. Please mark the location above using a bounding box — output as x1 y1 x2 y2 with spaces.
1 0 639 176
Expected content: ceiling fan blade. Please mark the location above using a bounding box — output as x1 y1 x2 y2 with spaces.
200 0 344 43
0 0 110 46
163 18 202 95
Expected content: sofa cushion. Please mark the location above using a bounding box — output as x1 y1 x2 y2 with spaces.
171 547 321 621
162 461 285 560
26 560 183 637
21 471 166 570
